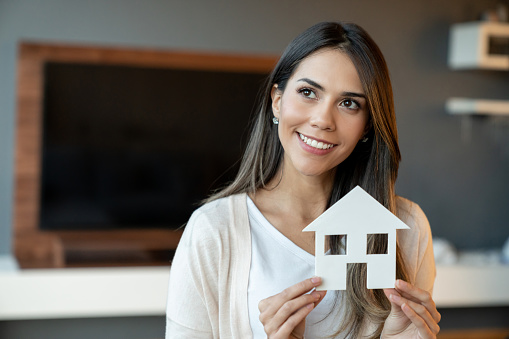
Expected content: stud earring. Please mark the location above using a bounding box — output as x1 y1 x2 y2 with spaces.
272 117 279 125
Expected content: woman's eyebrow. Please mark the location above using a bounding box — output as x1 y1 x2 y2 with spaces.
342 91 366 99
297 78 366 99
297 78 324 91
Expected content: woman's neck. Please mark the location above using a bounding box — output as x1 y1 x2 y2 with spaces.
249 167 335 255
252 165 335 228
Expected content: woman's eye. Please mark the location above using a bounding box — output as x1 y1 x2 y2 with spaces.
298 88 317 99
340 99 360 110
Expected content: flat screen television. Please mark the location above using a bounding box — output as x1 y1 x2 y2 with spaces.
13 42 277 267
40 62 268 231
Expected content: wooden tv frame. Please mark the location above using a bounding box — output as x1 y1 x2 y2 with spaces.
13 41 277 268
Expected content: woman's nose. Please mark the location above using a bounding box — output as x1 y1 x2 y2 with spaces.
309 103 335 131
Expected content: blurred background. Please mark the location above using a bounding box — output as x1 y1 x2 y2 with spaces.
0 0 508 338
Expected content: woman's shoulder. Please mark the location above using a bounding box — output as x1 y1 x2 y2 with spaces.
395 195 433 254
192 193 247 220
184 193 248 240
395 195 430 235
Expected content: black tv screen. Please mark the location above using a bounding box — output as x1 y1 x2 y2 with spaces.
40 62 268 230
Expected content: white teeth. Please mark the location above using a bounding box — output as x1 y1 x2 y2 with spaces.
299 133 334 150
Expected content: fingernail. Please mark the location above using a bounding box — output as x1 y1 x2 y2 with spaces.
306 303 314 310
390 294 400 302
311 277 320 284
312 292 321 300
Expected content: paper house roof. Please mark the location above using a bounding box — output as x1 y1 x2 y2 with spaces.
303 186 409 234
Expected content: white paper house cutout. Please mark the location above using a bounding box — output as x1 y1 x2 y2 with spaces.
302 186 409 291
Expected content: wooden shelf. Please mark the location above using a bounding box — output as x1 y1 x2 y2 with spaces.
14 229 183 268
446 98 509 116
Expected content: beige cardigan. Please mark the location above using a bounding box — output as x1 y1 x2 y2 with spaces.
165 193 435 338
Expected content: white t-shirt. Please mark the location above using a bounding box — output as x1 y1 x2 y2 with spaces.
247 196 343 339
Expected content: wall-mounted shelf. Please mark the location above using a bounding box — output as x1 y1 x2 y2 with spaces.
446 98 509 116
447 22 509 128
449 21 509 70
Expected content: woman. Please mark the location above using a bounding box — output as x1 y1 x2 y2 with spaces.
166 21 440 339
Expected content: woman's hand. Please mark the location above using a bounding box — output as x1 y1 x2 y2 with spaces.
258 277 327 339
382 279 441 339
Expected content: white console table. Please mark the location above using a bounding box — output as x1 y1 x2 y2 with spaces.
0 267 170 320
0 264 508 320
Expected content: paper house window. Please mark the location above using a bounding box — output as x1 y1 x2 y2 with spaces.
367 233 388 255
324 235 347 256
303 186 409 290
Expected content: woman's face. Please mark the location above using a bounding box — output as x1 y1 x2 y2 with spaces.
272 48 369 180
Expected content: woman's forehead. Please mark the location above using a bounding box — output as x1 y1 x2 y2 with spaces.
289 49 363 94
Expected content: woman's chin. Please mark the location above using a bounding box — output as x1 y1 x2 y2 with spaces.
292 166 335 179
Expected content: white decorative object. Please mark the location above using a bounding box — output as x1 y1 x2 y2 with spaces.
303 186 409 291
433 238 458 265
448 21 509 70
503 236 509 264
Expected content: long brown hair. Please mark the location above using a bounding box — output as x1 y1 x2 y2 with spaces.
206 22 409 338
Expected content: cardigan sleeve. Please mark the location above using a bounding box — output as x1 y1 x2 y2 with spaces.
411 203 436 294
397 198 436 294
165 194 253 339
165 209 219 338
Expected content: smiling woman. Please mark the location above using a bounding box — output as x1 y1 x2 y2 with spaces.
166 21 439 339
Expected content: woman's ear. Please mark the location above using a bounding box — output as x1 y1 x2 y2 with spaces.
271 84 282 119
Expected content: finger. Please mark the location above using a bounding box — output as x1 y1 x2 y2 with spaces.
313 290 327 308
394 280 428 303
389 293 440 335
279 277 323 301
401 302 440 338
259 277 322 328
383 288 398 301
265 291 321 334
275 303 315 338
260 277 322 313
394 280 441 323
384 288 403 313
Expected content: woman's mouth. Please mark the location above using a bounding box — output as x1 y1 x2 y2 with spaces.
298 133 335 150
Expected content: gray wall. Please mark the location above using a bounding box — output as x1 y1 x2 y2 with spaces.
1 0 508 257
